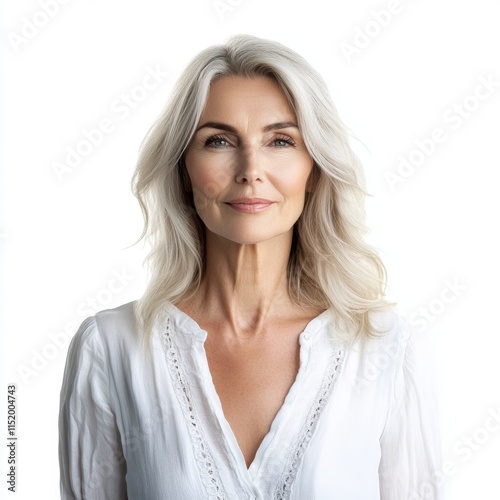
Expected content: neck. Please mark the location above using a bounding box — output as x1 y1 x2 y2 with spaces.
194 228 295 336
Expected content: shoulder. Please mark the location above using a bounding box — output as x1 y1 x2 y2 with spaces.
69 301 139 359
368 307 413 344
364 307 436 377
344 308 436 397
94 300 137 337
351 307 415 367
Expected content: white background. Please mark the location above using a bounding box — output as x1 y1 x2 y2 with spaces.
1 0 499 498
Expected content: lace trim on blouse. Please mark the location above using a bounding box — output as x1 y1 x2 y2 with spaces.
160 317 228 500
274 345 346 500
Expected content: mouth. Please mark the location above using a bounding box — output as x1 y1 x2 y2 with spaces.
224 198 275 213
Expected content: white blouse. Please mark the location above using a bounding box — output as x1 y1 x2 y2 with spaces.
58 301 444 499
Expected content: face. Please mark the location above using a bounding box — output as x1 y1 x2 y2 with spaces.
184 75 314 246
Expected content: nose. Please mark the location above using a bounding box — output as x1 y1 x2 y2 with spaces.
234 148 264 184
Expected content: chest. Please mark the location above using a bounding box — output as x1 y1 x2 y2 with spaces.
140 308 382 498
204 331 301 467
127 326 383 499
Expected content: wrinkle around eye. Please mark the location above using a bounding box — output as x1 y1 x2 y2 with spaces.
203 135 234 149
270 136 296 148
199 132 300 151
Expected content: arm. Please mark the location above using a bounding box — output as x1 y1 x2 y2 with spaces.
379 320 444 499
58 317 128 499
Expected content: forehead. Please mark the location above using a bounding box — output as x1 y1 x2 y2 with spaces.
200 75 296 122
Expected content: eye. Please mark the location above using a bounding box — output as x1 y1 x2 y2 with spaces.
205 135 230 148
272 135 296 147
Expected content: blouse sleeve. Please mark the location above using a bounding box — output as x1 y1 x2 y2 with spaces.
378 319 444 500
58 316 128 500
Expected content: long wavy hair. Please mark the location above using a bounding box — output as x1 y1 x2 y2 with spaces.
131 34 392 350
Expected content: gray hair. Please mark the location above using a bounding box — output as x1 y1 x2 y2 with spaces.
131 34 392 349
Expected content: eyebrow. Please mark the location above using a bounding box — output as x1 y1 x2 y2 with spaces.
194 121 298 134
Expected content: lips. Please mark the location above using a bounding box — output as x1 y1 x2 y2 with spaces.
224 197 275 213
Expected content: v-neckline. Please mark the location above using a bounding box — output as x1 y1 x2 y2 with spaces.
161 302 346 498
245 336 309 473
201 325 312 475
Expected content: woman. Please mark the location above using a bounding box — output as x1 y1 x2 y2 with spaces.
59 35 443 499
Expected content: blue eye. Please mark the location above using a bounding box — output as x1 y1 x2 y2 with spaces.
204 134 296 148
273 136 296 147
205 135 229 148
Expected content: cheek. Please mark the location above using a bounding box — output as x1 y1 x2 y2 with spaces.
275 164 313 198
187 164 232 211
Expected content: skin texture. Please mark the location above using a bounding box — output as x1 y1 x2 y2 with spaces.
178 75 323 468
